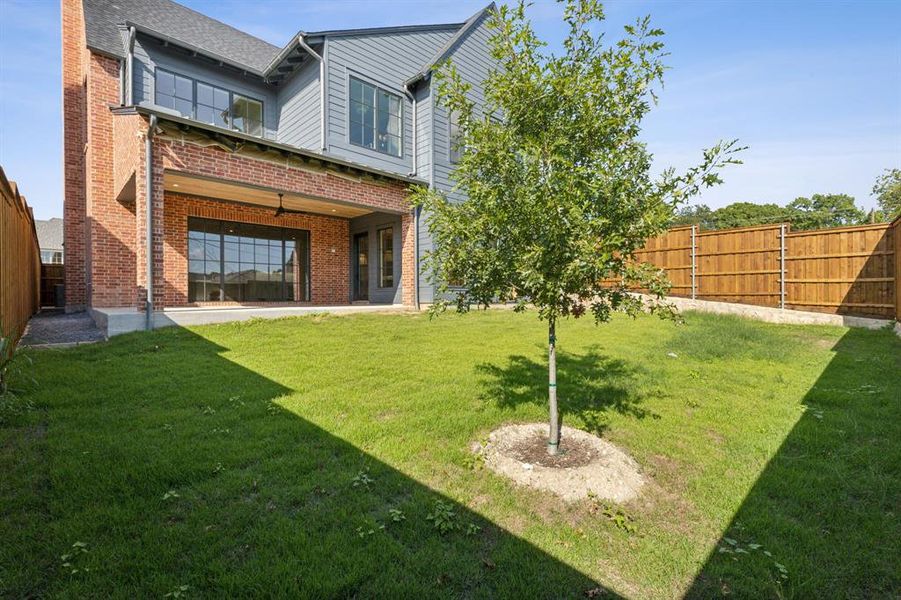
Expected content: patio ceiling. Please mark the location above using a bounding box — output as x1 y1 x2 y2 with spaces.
163 171 374 219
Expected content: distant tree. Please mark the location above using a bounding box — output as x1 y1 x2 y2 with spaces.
786 194 865 230
671 204 714 228
412 0 741 455
708 202 789 229
872 168 901 220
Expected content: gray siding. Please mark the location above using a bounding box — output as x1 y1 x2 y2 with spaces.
325 28 457 174
349 212 404 304
276 59 321 150
132 33 279 139
419 14 495 302
430 14 493 204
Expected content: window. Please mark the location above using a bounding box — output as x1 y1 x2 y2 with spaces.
188 218 309 303
231 94 263 136
155 69 264 137
377 227 394 288
40 250 63 264
155 70 193 117
196 81 230 128
449 109 462 163
349 77 402 157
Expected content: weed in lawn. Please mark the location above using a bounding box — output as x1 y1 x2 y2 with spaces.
163 584 190 598
388 508 406 523
59 541 89 575
427 500 460 534
351 468 374 489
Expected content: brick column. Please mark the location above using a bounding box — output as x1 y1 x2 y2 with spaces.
61 0 86 310
400 210 416 307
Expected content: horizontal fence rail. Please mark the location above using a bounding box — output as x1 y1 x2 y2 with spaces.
0 166 41 350
621 218 901 320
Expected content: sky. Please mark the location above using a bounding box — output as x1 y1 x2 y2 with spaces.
0 0 899 220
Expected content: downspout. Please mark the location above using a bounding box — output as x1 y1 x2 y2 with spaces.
402 83 420 309
296 35 326 151
145 114 157 330
125 26 136 105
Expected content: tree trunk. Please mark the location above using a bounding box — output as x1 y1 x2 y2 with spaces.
547 318 560 455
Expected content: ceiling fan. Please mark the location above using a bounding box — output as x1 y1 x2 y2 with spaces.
274 192 310 217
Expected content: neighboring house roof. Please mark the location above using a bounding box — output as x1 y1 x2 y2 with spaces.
35 218 64 251
405 3 496 86
82 0 281 73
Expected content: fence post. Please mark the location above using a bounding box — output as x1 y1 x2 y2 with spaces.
779 223 786 309
691 225 697 300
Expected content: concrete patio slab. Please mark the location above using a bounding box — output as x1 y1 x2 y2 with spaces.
90 304 411 337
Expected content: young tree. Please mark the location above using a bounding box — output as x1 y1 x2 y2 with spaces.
872 168 901 220
411 0 742 455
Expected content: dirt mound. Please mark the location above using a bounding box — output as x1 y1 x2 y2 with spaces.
481 423 644 503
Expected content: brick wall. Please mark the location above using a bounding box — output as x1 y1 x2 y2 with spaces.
61 0 86 310
162 193 350 307
86 54 138 308
157 137 409 214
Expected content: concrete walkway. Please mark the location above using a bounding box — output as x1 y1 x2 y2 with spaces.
20 309 105 347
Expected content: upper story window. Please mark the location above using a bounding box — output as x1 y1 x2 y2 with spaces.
349 77 402 157
448 110 462 164
155 69 263 137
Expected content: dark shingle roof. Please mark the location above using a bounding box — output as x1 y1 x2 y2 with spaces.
82 0 281 73
35 218 64 251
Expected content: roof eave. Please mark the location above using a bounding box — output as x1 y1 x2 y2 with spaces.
125 105 427 186
124 21 266 77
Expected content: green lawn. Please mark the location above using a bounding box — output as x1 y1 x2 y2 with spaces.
2 310 899 598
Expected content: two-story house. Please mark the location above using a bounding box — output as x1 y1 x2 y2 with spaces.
62 0 494 335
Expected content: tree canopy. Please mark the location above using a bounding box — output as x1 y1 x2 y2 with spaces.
673 194 873 231
872 168 901 220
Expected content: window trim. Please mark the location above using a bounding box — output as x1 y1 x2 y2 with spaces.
154 68 265 136
376 226 394 289
347 73 404 158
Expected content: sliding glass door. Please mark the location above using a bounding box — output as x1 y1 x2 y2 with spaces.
188 217 310 303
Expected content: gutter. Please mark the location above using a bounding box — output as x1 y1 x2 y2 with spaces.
145 114 157 330
295 35 327 152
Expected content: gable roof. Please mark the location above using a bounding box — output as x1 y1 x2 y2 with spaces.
35 218 64 251
82 0 491 84
405 3 495 86
82 0 281 73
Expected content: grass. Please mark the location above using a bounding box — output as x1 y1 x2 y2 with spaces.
1 309 898 598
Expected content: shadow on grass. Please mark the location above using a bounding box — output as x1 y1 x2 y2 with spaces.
686 327 901 598
4 328 614 598
476 345 653 436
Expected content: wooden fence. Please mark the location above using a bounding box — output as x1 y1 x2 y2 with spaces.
0 167 41 349
629 218 901 320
